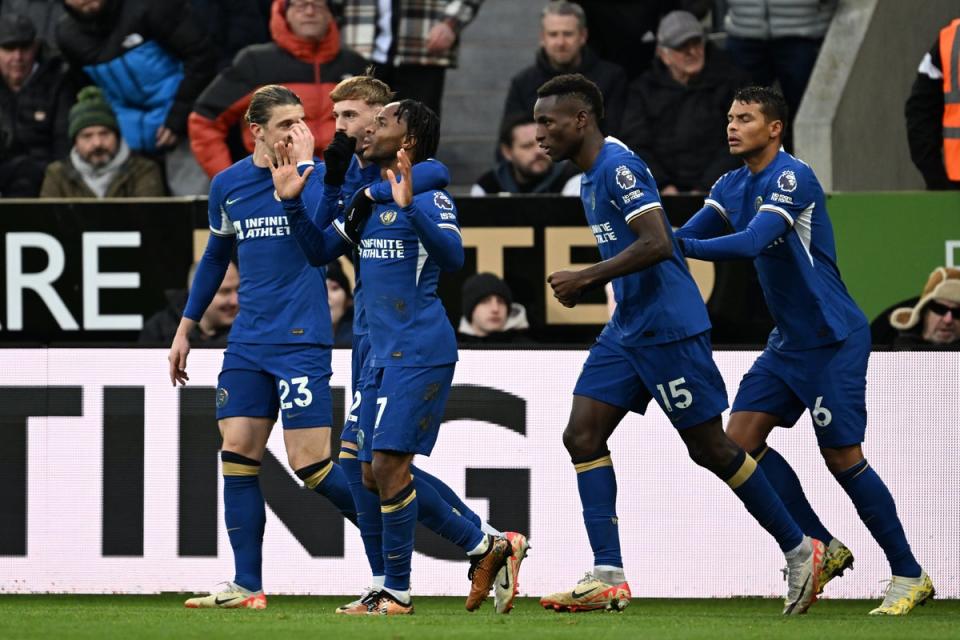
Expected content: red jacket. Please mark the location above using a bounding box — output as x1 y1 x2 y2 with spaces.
188 0 367 178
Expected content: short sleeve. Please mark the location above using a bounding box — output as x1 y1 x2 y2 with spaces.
207 176 235 236
758 165 816 228
704 172 732 225
421 190 461 238
607 156 662 224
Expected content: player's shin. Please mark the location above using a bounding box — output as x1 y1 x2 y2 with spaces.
340 450 385 580
411 464 492 532
834 459 922 577
222 451 266 592
413 471 485 551
380 481 418 602
752 445 835 544
573 448 624 581
720 449 805 552
295 458 357 523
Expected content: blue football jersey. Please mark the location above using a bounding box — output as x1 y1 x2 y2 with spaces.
582 138 711 346
706 151 867 350
208 157 332 345
345 188 461 367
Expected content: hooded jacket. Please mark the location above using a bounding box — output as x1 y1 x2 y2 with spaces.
621 44 749 192
188 0 367 178
501 46 627 137
55 0 216 152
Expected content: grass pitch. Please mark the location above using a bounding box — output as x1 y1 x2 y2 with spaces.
1 595 957 640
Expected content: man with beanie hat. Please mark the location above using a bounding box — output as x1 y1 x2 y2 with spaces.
40 86 164 198
457 272 532 343
0 12 78 197
890 267 960 347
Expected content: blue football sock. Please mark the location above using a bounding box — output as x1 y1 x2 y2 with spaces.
835 459 921 577
339 451 384 577
753 445 834 544
411 464 482 529
381 482 418 592
721 450 804 552
221 451 265 592
573 450 623 568
296 459 357 524
413 471 485 551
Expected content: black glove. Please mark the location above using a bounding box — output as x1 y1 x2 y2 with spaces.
343 189 374 244
323 131 356 186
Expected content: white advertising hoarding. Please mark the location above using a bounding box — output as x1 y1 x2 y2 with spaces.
0 348 956 599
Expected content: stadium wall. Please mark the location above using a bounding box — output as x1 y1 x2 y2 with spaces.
0 348 956 599
795 0 959 191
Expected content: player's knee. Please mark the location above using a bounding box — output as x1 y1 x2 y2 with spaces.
686 438 738 474
820 444 863 475
361 464 379 493
562 425 601 458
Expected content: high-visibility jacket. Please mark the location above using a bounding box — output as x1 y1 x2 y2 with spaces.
942 18 960 180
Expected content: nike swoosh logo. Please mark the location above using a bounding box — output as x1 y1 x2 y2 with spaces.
286 411 301 419
215 595 240 605
571 585 599 599
225 197 242 205
387 553 403 559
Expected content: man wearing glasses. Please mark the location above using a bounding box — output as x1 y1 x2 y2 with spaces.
890 267 960 348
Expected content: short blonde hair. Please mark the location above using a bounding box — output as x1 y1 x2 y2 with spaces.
330 75 394 106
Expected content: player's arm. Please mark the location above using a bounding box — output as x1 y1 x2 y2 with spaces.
389 150 463 271
548 208 673 307
169 227 233 386
674 204 732 240
679 211 788 261
283 198 353 265
366 158 451 202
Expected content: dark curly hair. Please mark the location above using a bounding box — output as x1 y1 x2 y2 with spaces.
536 73 605 122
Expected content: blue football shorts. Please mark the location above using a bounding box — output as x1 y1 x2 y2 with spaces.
573 331 728 429
732 323 870 448
216 342 333 429
341 333 379 461
368 364 456 457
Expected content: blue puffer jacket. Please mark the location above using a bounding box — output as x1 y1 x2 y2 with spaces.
56 0 215 152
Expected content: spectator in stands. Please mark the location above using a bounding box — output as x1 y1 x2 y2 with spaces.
501 1 626 136
1 0 65 49
189 0 367 179
723 0 836 149
889 267 960 349
472 114 580 195
0 12 76 197
56 0 216 196
330 0 483 117
457 272 532 344
621 10 747 195
40 86 165 197
326 259 354 347
191 0 273 71
905 17 960 191
580 0 710 83
140 260 239 346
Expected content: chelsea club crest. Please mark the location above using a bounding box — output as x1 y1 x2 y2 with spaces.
216 387 229 408
380 210 397 225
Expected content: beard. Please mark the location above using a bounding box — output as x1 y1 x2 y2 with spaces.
82 146 116 167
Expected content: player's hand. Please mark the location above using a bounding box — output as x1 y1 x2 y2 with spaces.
426 21 456 54
548 269 586 308
267 141 313 200
323 131 357 186
387 148 414 208
289 122 315 164
343 188 374 244
168 333 191 386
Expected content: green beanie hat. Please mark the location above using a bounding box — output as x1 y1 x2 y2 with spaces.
68 86 120 141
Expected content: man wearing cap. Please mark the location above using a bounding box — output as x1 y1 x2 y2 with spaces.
457 272 532 343
890 267 960 348
622 10 748 195
0 13 77 197
39 85 164 198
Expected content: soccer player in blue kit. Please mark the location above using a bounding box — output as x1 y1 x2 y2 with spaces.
269 98 526 615
533 74 825 615
168 85 359 609
676 86 934 615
